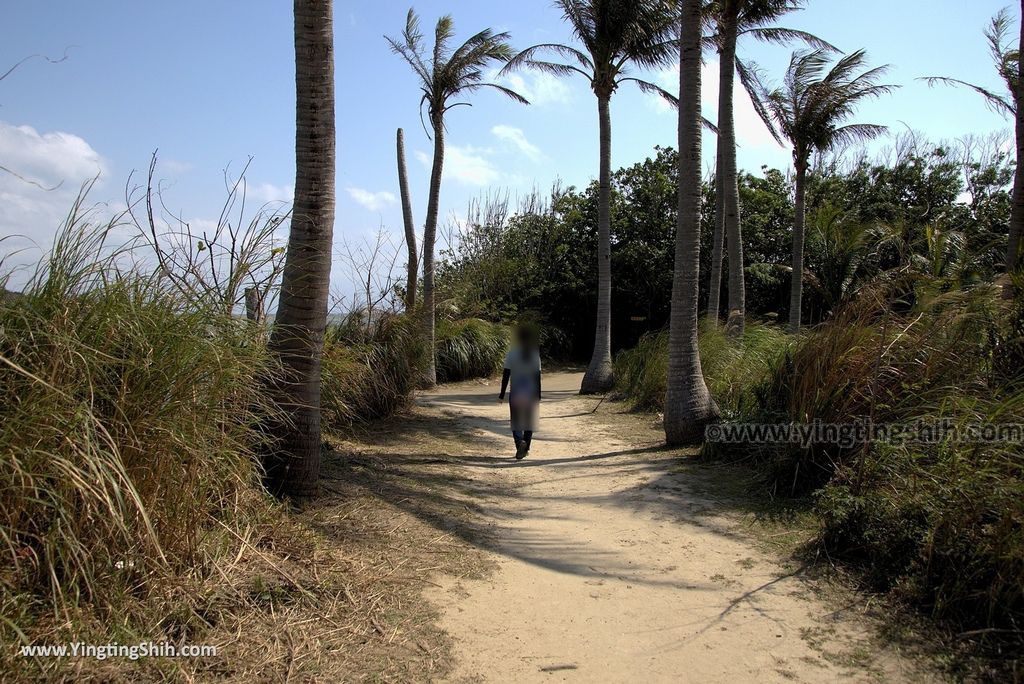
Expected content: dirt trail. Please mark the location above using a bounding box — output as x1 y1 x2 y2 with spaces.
416 372 930 684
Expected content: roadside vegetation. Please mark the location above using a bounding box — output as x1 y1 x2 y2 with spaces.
4 0 1024 680
441 131 1023 675
0 194 505 680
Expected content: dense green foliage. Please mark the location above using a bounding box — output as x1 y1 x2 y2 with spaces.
435 318 510 383
439 135 1014 358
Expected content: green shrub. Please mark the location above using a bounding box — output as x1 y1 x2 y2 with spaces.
613 320 790 414
725 283 1007 493
435 318 509 383
705 281 1024 666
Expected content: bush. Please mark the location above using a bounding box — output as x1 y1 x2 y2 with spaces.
435 318 509 383
705 281 1024 668
613 320 791 414
321 312 423 429
725 282 1007 493
0 225 278 625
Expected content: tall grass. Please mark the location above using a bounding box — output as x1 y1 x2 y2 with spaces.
699 280 1024 670
0 221 279 630
321 312 423 429
613 320 791 414
435 318 509 383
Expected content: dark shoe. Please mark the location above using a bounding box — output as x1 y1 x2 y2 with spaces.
515 444 527 460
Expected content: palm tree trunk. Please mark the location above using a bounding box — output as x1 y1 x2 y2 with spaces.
1006 0 1024 296
718 10 745 337
789 162 807 332
707 157 725 321
396 128 418 311
420 114 446 387
264 0 336 498
665 0 719 446
581 91 615 394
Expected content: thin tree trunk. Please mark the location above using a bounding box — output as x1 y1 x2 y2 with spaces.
707 157 725 321
1005 0 1024 297
789 163 807 332
264 0 336 498
719 9 745 337
396 128 418 311
581 92 615 394
665 0 719 446
245 286 262 323
420 114 445 387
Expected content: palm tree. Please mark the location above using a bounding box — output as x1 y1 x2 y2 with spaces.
665 0 719 445
264 0 336 498
387 9 526 386
804 204 875 313
753 49 895 332
502 0 678 394
708 0 833 336
396 127 418 311
921 7 1022 293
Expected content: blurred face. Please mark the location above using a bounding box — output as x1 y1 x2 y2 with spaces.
516 326 537 350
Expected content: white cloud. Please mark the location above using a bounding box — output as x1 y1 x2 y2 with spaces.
646 60 784 152
491 125 543 162
496 71 572 106
248 181 294 204
415 145 500 186
0 121 110 287
346 187 397 211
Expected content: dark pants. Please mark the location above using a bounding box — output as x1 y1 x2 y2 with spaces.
509 396 536 449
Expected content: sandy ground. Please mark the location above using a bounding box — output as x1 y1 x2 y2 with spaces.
417 372 934 684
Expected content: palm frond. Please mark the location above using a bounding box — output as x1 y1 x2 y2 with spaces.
827 123 887 150
623 77 718 132
735 58 785 145
919 76 1015 116
452 82 530 106
741 27 837 52
433 15 455 67
499 43 593 78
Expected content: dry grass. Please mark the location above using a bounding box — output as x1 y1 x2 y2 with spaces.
9 408 493 683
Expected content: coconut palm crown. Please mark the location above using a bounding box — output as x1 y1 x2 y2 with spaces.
386 9 527 386
751 48 896 331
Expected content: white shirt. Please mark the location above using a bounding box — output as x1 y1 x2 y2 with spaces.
504 346 541 396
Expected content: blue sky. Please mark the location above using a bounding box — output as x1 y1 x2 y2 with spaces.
0 0 1016 296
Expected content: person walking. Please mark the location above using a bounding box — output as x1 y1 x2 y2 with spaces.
498 324 542 460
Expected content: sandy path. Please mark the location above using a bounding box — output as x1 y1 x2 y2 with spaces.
419 372 930 683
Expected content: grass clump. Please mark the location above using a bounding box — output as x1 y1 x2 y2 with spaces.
321 312 424 429
613 320 791 414
435 317 509 383
0 223 281 662
698 281 1024 675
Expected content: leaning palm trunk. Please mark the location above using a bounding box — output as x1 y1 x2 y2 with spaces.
718 11 745 336
265 0 336 498
707 159 726 321
665 0 719 445
789 163 807 332
1007 2 1024 296
396 128 418 311
420 114 446 387
581 92 615 393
